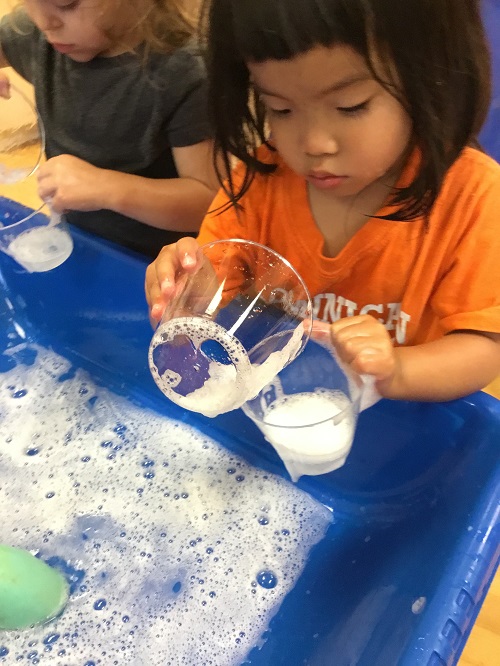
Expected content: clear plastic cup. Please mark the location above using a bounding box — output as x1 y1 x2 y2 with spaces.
0 83 45 185
149 239 313 417
242 340 363 481
0 199 73 272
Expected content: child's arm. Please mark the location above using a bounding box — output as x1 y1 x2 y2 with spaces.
321 315 500 401
36 139 220 232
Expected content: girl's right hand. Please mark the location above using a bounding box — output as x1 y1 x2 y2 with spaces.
145 237 203 323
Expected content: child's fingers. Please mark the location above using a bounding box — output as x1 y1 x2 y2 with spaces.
145 245 179 316
330 318 376 359
350 345 396 380
174 237 204 276
144 262 166 322
157 238 202 296
311 316 396 382
145 239 203 322
330 315 379 339
329 315 396 378
340 336 396 380
311 317 382 352
334 330 387 357
310 320 330 338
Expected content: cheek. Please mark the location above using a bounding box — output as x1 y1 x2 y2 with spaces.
360 111 411 166
380 102 412 151
267 117 286 139
267 123 296 156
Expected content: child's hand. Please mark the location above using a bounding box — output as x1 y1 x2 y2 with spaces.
0 71 10 98
37 155 106 212
145 238 203 324
312 315 399 390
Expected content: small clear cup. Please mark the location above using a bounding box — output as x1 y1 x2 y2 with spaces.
242 340 363 481
0 83 45 185
149 239 313 417
0 199 73 272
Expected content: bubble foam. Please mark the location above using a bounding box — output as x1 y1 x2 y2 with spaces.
149 317 304 418
256 390 356 482
0 345 331 664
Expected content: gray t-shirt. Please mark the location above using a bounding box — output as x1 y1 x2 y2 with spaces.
0 12 211 256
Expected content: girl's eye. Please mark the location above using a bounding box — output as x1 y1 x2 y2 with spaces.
268 108 291 117
57 1 79 10
337 100 370 115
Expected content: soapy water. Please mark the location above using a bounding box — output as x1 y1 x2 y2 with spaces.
250 390 356 482
0 345 332 664
0 165 32 185
6 226 73 272
149 317 304 418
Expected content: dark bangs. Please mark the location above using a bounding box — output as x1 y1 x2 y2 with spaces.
231 0 368 63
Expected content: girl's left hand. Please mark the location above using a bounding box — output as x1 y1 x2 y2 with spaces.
312 314 399 386
37 154 106 212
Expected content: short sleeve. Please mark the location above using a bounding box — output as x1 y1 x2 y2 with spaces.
431 168 500 336
0 11 39 83
161 46 212 147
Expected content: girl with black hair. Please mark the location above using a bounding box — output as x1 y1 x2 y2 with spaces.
146 0 500 402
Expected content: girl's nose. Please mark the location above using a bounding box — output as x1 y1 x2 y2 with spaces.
301 124 339 157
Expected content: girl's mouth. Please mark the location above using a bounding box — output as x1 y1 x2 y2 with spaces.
50 43 76 54
307 171 348 189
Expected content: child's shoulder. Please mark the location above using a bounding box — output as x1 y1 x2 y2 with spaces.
149 40 205 74
433 148 500 230
446 147 500 192
0 9 39 40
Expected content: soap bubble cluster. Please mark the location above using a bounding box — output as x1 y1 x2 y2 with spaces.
0 345 331 664
149 317 304 418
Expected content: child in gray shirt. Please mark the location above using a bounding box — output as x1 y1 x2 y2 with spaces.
0 0 218 257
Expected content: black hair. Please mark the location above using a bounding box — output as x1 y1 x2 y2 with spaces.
201 0 491 220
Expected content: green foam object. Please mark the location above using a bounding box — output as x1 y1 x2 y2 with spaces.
0 545 69 630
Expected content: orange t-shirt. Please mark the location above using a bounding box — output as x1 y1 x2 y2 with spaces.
198 145 500 346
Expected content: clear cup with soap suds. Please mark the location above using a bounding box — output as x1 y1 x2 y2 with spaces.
0 199 73 272
0 83 45 185
242 340 363 481
148 239 313 417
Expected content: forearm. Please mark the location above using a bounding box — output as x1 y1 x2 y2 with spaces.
99 170 217 232
378 332 500 401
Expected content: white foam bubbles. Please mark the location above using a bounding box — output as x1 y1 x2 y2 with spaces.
256 390 356 482
7 226 73 272
149 317 304 418
0 344 331 664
